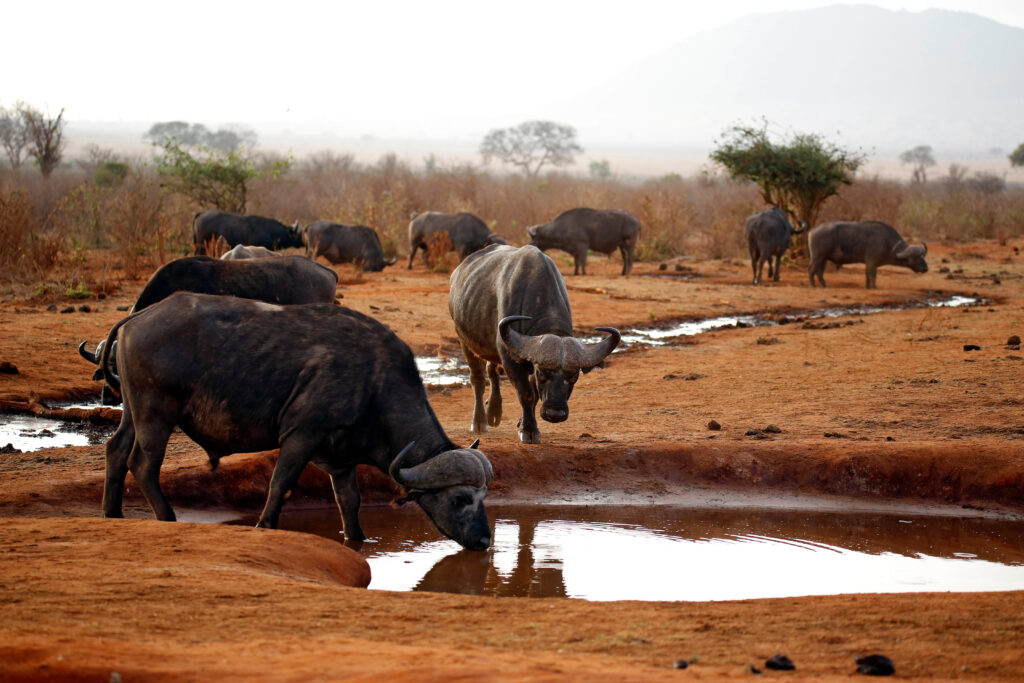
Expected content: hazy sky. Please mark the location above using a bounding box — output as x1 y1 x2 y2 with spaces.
5 1 1023 142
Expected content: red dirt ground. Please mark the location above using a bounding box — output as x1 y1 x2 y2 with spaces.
2 241 1024 680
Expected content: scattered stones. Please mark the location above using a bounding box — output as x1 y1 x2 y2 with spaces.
673 660 689 669
1008 335 1021 346
673 264 687 272
855 654 895 676
664 372 706 381
97 293 106 300
886 436 895 441
707 419 721 431
60 306 75 314
938 266 950 273
658 263 667 271
765 654 795 671
824 431 849 439
78 304 91 313
747 663 762 674
46 304 57 311
744 429 768 439
763 424 782 434
1 443 23 454
756 336 782 345
0 361 18 374
116 305 131 311
963 344 981 351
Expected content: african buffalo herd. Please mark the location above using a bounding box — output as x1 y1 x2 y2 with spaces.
80 204 929 549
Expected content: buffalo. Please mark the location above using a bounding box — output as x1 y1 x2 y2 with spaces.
449 245 620 444
193 210 303 255
220 244 280 260
808 221 928 289
303 221 397 271
527 207 641 276
98 292 494 550
407 212 506 269
78 255 339 405
745 207 807 284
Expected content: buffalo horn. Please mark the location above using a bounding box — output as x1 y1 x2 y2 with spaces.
499 316 621 371
386 255 398 267
390 442 492 491
580 326 622 369
78 340 99 364
922 241 928 255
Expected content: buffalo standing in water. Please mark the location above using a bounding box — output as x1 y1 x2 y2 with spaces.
527 207 641 276
98 293 493 550
449 245 620 444
808 220 928 289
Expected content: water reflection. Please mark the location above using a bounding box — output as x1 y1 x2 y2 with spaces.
246 504 1024 601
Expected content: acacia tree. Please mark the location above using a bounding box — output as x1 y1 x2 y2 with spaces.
152 137 288 213
1010 143 1024 168
20 105 66 178
144 121 257 153
0 103 32 168
480 120 582 178
709 121 865 237
900 144 936 183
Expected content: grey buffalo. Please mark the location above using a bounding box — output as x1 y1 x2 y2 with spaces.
97 293 494 550
527 207 641 276
407 212 506 269
78 255 338 405
220 244 280 260
303 221 397 271
193 210 303 255
745 207 807 284
449 244 620 444
808 220 928 289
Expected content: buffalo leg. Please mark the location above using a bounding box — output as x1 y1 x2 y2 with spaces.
808 259 826 287
257 437 315 529
329 466 366 541
750 247 759 284
406 242 419 269
462 344 489 433
102 408 136 518
486 361 502 427
772 253 782 282
502 352 540 444
576 243 588 275
866 265 877 289
127 421 175 522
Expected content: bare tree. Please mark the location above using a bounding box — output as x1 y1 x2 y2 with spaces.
20 105 66 178
480 120 583 178
0 103 32 168
899 144 936 184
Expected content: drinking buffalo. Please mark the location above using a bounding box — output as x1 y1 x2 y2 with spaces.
220 244 280 260
303 221 397 271
193 210 303 255
449 245 620 444
808 221 928 289
78 255 338 405
745 207 807 284
407 212 506 269
527 208 641 276
98 293 494 550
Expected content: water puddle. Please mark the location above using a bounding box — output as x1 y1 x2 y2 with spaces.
415 356 468 387
614 294 980 347
0 414 95 452
235 503 1024 601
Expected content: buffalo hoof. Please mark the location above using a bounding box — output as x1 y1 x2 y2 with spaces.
518 429 541 444
486 411 501 427
470 423 488 433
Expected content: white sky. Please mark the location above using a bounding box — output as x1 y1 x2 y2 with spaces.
5 1 1023 143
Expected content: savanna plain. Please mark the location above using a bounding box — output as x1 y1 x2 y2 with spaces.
2 162 1024 680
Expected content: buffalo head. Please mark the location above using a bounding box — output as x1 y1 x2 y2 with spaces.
894 241 929 273
390 440 493 551
78 339 122 405
498 315 620 424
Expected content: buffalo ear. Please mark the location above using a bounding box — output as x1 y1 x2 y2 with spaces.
91 368 104 381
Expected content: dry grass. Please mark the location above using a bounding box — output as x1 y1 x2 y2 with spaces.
1 158 1022 300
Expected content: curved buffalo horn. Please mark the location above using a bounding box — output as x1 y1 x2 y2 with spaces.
468 439 480 449
78 340 99 364
922 242 928 256
580 326 622 369
386 255 398 267
498 315 534 363
390 442 493 491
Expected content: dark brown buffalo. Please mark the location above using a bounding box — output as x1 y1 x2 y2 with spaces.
407 212 506 269
98 293 493 550
303 221 397 271
808 220 928 289
192 210 303 255
527 208 641 276
449 245 620 444
744 207 807 284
